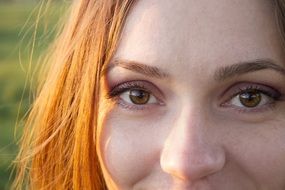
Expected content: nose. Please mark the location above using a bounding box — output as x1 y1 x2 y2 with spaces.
160 108 226 182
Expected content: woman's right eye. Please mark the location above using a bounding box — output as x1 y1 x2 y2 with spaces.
119 89 158 105
108 80 164 110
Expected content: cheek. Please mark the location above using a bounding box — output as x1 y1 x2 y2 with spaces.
228 122 285 188
98 110 163 187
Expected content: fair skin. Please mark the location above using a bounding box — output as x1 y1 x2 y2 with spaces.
97 0 285 189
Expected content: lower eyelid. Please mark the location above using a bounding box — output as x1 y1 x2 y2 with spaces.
229 103 275 114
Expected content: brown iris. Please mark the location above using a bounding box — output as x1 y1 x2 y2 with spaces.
129 89 150 104
239 89 261 107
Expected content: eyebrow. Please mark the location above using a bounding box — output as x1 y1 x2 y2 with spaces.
104 59 170 79
214 59 285 81
104 58 285 81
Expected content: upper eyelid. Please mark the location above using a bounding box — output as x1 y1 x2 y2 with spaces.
229 86 268 100
238 85 279 97
108 81 151 98
221 83 281 106
109 80 165 98
220 82 279 99
109 82 148 97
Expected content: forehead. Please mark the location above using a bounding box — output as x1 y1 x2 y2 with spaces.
113 0 283 78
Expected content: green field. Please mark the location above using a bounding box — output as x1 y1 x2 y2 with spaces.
0 2 67 189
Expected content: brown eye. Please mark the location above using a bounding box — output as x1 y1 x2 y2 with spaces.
223 83 281 112
227 88 275 110
118 84 160 106
239 89 261 107
129 89 150 104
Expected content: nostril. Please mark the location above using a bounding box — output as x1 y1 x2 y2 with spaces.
160 153 190 181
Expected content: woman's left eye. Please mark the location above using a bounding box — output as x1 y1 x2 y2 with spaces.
222 84 282 112
119 89 158 105
229 89 272 108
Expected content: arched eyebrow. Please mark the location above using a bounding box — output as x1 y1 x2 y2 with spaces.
214 59 285 81
103 58 170 79
103 58 285 81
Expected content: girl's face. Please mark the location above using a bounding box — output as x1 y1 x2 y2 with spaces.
97 0 285 189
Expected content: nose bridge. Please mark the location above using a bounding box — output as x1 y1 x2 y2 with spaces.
160 107 226 181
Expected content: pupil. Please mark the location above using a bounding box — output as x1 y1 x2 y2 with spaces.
239 90 261 107
129 89 150 104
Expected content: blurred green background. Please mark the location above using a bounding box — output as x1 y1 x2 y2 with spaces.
0 1 68 189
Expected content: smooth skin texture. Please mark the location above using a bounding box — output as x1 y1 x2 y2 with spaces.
97 0 285 189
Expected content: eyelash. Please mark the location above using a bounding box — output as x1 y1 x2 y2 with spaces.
107 81 282 113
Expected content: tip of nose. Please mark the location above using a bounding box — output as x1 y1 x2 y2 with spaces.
161 150 226 181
